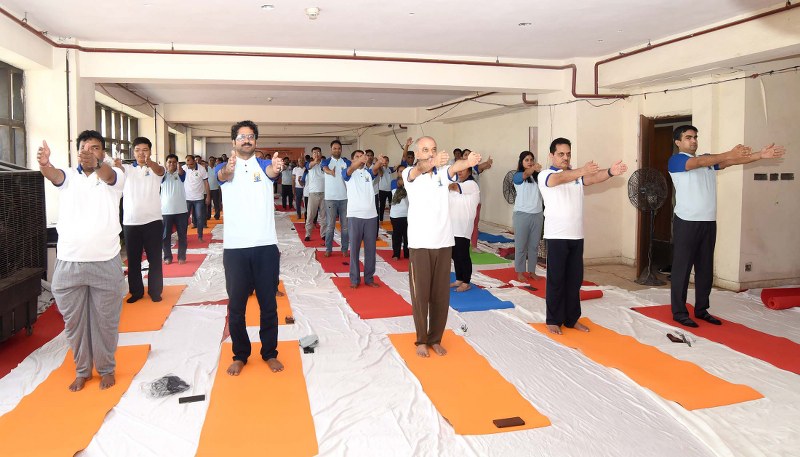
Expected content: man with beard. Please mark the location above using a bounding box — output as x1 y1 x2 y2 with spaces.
214 120 286 376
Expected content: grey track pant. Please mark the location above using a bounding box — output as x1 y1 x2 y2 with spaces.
513 211 544 274
52 255 126 377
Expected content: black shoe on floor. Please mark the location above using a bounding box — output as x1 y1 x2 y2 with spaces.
673 316 699 328
127 295 143 304
150 296 163 303
304 236 311 241
696 313 722 325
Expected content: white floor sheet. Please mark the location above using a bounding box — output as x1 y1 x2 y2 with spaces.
1 212 799 457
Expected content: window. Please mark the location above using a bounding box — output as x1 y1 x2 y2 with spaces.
95 103 138 159
0 61 26 167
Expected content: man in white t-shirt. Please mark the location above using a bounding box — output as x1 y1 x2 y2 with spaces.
114 137 164 303
538 137 627 335
343 150 386 288
304 147 327 241
214 120 286 376
403 137 481 358
183 155 210 241
667 125 785 328
160 154 188 264
322 140 352 257
37 130 126 392
292 160 305 219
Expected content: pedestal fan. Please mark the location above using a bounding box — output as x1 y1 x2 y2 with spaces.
628 168 668 286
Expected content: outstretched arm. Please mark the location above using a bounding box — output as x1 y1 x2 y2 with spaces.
719 143 785 169
37 141 66 186
546 161 599 187
583 160 628 185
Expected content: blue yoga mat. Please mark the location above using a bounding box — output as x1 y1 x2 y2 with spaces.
477 232 514 243
448 273 515 312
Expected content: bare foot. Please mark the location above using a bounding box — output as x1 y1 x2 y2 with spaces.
342 250 350 257
227 360 245 376
517 273 527 282
431 343 447 356
530 273 542 281
366 282 379 288
324 251 331 258
572 322 590 332
68 376 91 392
265 358 284 372
350 283 358 289
455 283 471 292
164 259 172 265
276 290 285 297
415 344 430 358
450 280 463 288
546 324 562 335
100 373 116 390
178 259 186 264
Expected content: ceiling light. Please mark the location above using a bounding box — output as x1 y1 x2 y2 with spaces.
409 12 415 15
305 7 320 19
518 22 532 27
597 39 604 42
261 4 275 10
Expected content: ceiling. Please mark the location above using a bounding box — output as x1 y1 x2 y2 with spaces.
2 0 783 136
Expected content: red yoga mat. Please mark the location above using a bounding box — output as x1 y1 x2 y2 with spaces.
294 222 338 248
0 306 64 379
331 276 412 319
314 250 362 274
376 250 410 272
633 304 800 375
761 288 800 310
161 253 207 278
480 267 602 300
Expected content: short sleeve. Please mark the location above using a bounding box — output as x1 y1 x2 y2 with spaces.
512 171 525 185
668 154 689 173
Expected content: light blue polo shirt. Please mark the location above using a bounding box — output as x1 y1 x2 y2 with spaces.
343 167 379 219
161 170 187 215
512 171 543 214
668 152 718 221
321 156 351 200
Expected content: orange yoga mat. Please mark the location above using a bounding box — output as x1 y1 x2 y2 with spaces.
376 249 410 272
119 284 185 333
761 287 800 310
480 267 602 300
245 281 294 325
634 304 800 375
289 213 304 223
380 220 393 231
196 342 318 457
389 331 550 434
0 345 150 457
331 276 412 319
531 318 763 410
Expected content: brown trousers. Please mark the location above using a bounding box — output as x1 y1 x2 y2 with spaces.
409 247 452 346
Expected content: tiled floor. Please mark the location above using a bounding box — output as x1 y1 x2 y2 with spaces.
584 264 671 291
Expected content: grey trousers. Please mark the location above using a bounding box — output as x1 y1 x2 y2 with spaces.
348 216 378 285
52 255 125 377
325 199 349 253
513 211 544 274
305 192 327 236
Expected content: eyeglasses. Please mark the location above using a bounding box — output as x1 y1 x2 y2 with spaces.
235 134 256 141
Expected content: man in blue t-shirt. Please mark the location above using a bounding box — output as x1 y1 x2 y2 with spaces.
667 125 785 328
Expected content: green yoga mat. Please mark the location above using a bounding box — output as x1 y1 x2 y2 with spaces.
470 250 511 265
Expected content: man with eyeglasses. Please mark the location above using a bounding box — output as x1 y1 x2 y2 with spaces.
343 150 386 288
214 121 286 376
402 137 482 358
321 140 351 257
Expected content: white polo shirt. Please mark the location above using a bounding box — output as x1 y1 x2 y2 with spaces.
161 170 187 215
389 188 408 218
321 156 351 200
121 162 162 226
448 179 480 238
512 171 544 214
403 166 458 249
305 162 324 193
215 156 278 249
344 167 379 219
538 167 584 240
292 166 305 188
55 162 125 262
280 168 293 186
182 164 207 201
207 166 220 191
668 152 718 221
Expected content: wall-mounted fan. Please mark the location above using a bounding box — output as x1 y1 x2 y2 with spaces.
628 168 668 286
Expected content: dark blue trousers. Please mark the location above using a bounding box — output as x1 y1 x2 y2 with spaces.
223 244 280 363
545 239 584 327
670 216 716 319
